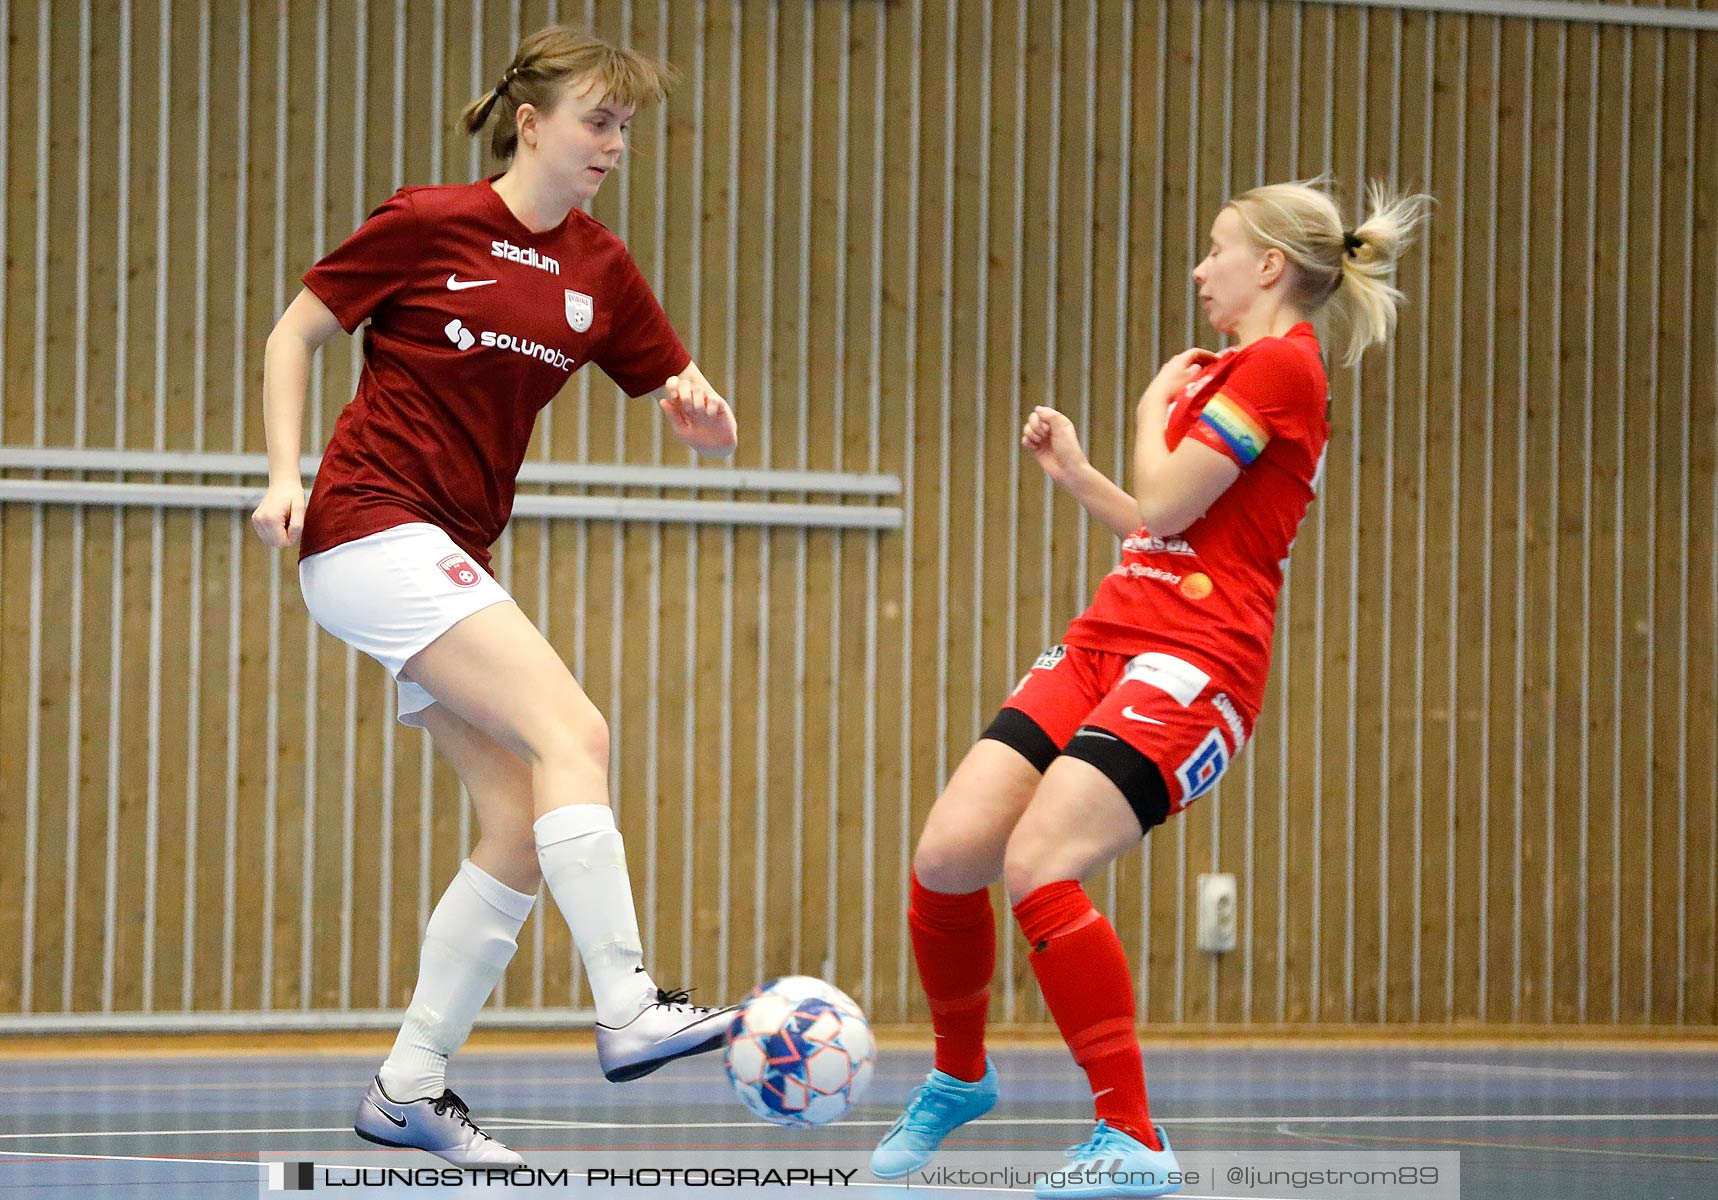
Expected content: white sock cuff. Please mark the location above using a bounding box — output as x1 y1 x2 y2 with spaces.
533 803 617 849
458 860 536 923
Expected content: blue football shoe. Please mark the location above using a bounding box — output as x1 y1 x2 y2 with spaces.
869 1058 999 1179
1035 1120 1181 1198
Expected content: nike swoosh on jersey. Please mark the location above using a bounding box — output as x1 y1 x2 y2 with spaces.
1121 705 1166 725
446 275 498 291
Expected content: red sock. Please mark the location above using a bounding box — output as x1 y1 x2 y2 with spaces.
1013 880 1161 1151
909 872 994 1083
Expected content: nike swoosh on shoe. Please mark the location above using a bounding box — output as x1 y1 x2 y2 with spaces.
369 1100 409 1128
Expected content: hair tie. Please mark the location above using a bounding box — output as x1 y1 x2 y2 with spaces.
495 67 516 97
1342 230 1363 258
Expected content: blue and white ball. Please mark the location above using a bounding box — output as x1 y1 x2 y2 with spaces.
723 975 876 1127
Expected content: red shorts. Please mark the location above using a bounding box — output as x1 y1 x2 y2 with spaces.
998 643 1255 816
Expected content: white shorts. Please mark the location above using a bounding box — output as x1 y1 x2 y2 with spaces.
299 523 511 727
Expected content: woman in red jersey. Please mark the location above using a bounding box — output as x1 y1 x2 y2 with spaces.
872 180 1430 1198
250 27 738 1167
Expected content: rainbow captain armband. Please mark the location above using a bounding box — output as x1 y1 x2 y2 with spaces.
1196 392 1270 465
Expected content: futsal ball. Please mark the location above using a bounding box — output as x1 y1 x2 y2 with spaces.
723 975 876 1127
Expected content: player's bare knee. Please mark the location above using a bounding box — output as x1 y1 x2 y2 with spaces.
1001 828 1057 902
526 705 609 777
912 833 996 895
910 840 961 892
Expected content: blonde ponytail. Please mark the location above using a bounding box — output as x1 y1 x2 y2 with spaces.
1227 177 1433 367
1325 182 1434 367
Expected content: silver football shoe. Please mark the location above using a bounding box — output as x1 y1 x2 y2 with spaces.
595 983 738 1082
352 1076 524 1167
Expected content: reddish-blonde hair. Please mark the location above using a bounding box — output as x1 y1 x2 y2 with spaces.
459 25 677 160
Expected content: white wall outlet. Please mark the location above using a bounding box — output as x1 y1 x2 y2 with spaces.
1196 872 1238 953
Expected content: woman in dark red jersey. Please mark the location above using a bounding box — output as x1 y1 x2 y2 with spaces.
872 180 1430 1197
251 27 738 1166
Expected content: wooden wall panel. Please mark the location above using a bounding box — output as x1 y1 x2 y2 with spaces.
1 0 1714 1031
1687 23 1718 1028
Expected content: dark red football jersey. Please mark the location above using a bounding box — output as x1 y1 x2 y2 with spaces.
1062 322 1329 712
299 178 690 571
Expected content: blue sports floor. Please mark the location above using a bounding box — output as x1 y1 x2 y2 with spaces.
0 1042 1713 1198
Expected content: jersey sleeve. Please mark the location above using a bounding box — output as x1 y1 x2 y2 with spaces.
1183 341 1318 468
301 189 421 333
593 252 692 398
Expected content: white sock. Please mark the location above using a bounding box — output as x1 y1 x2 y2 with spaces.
378 860 535 1102
534 803 658 1025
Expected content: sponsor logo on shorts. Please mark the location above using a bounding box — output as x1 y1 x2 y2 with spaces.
1032 644 1067 672
1120 705 1166 726
1210 691 1246 750
438 554 481 588
1122 652 1210 707
1175 729 1229 802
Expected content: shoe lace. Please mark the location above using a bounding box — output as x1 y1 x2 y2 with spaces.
1064 1119 1119 1160
430 1090 491 1141
652 985 717 1015
889 1080 964 1136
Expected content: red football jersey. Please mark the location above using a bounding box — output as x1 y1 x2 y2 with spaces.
1062 322 1329 713
298 178 690 571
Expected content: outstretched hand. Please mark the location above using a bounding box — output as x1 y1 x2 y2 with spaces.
659 372 737 457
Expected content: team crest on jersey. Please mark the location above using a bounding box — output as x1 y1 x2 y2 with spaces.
565 290 593 332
